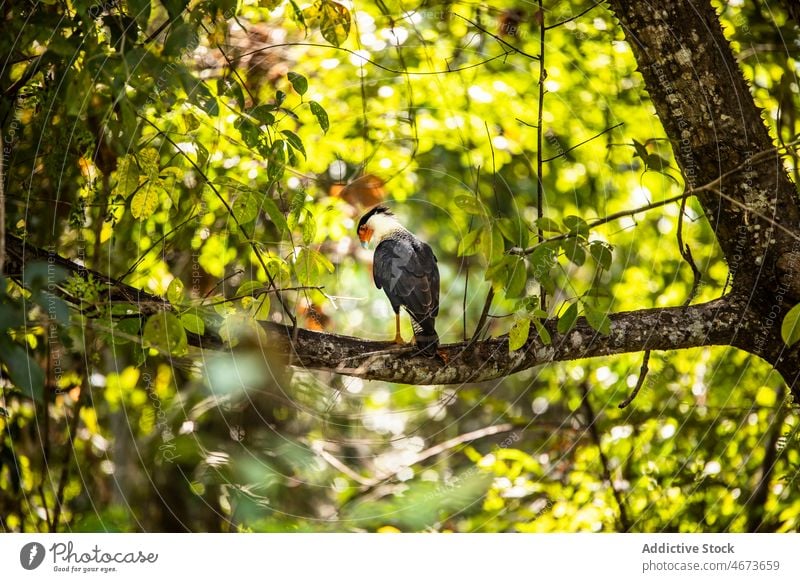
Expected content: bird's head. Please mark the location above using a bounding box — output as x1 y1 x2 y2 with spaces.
357 205 397 248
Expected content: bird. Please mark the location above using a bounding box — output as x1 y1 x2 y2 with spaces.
357 205 440 357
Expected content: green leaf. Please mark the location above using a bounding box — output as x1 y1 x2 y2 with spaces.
23 261 67 292
249 104 276 125
532 319 552 345
632 138 648 160
295 248 332 284
33 291 70 325
268 140 286 181
454 195 484 215
498 217 529 249
163 22 197 57
252 295 272 321
485 256 513 285
309 101 329 133
557 302 579 334
562 238 586 267
116 317 142 337
646 153 671 171
161 0 189 20
536 216 561 233
481 223 505 265
530 244 556 283
263 198 289 237
584 304 611 335
287 72 308 95
302 210 317 245
509 316 531 352
457 229 481 257
127 0 152 30
589 241 613 270
237 280 263 298
143 312 188 355
167 278 185 305
781 303 800 347
180 312 205 336
505 257 528 298
281 129 307 159
112 155 141 198
131 185 160 220
316 0 351 46
232 190 260 224
0 335 44 402
563 215 590 237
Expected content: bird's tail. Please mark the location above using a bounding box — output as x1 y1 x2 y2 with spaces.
411 316 439 357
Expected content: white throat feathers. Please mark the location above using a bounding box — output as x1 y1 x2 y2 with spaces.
367 212 408 243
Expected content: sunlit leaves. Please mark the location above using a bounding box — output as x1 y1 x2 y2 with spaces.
143 312 188 355
557 302 579 334
590 241 613 270
309 101 329 133
232 190 260 224
508 316 530 352
112 155 140 198
179 311 205 335
497 217 529 249
167 278 185 305
281 129 306 159
457 229 480 257
781 303 800 347
455 195 484 215
505 256 528 298
305 0 351 47
584 304 611 335
295 248 334 285
131 185 160 220
287 72 308 96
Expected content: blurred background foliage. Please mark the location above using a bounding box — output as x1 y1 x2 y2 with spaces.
1 0 799 532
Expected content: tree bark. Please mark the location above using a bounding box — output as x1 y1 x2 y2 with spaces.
6 234 796 399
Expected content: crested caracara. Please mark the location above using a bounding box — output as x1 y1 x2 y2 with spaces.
357 206 440 357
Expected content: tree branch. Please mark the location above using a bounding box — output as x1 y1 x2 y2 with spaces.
5 232 754 386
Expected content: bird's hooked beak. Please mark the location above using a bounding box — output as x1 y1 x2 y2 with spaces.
358 225 373 249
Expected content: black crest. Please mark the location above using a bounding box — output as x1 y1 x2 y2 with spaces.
357 205 393 229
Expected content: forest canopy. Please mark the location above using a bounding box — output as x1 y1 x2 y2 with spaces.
1 0 800 532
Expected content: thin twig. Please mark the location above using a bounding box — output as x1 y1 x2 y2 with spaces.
545 1 604 30
454 13 540 61
618 350 651 409
676 192 702 305
240 43 514 76
0 128 4 275
745 383 787 531
541 122 624 162
580 381 631 531
471 287 495 342
511 139 800 256
536 2 547 310
204 285 325 306
50 383 87 532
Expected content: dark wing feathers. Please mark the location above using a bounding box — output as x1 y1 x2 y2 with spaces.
373 236 439 322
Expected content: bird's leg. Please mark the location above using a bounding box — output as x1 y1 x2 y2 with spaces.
393 312 405 344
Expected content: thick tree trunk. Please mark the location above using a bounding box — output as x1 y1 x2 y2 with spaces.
606 0 800 394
